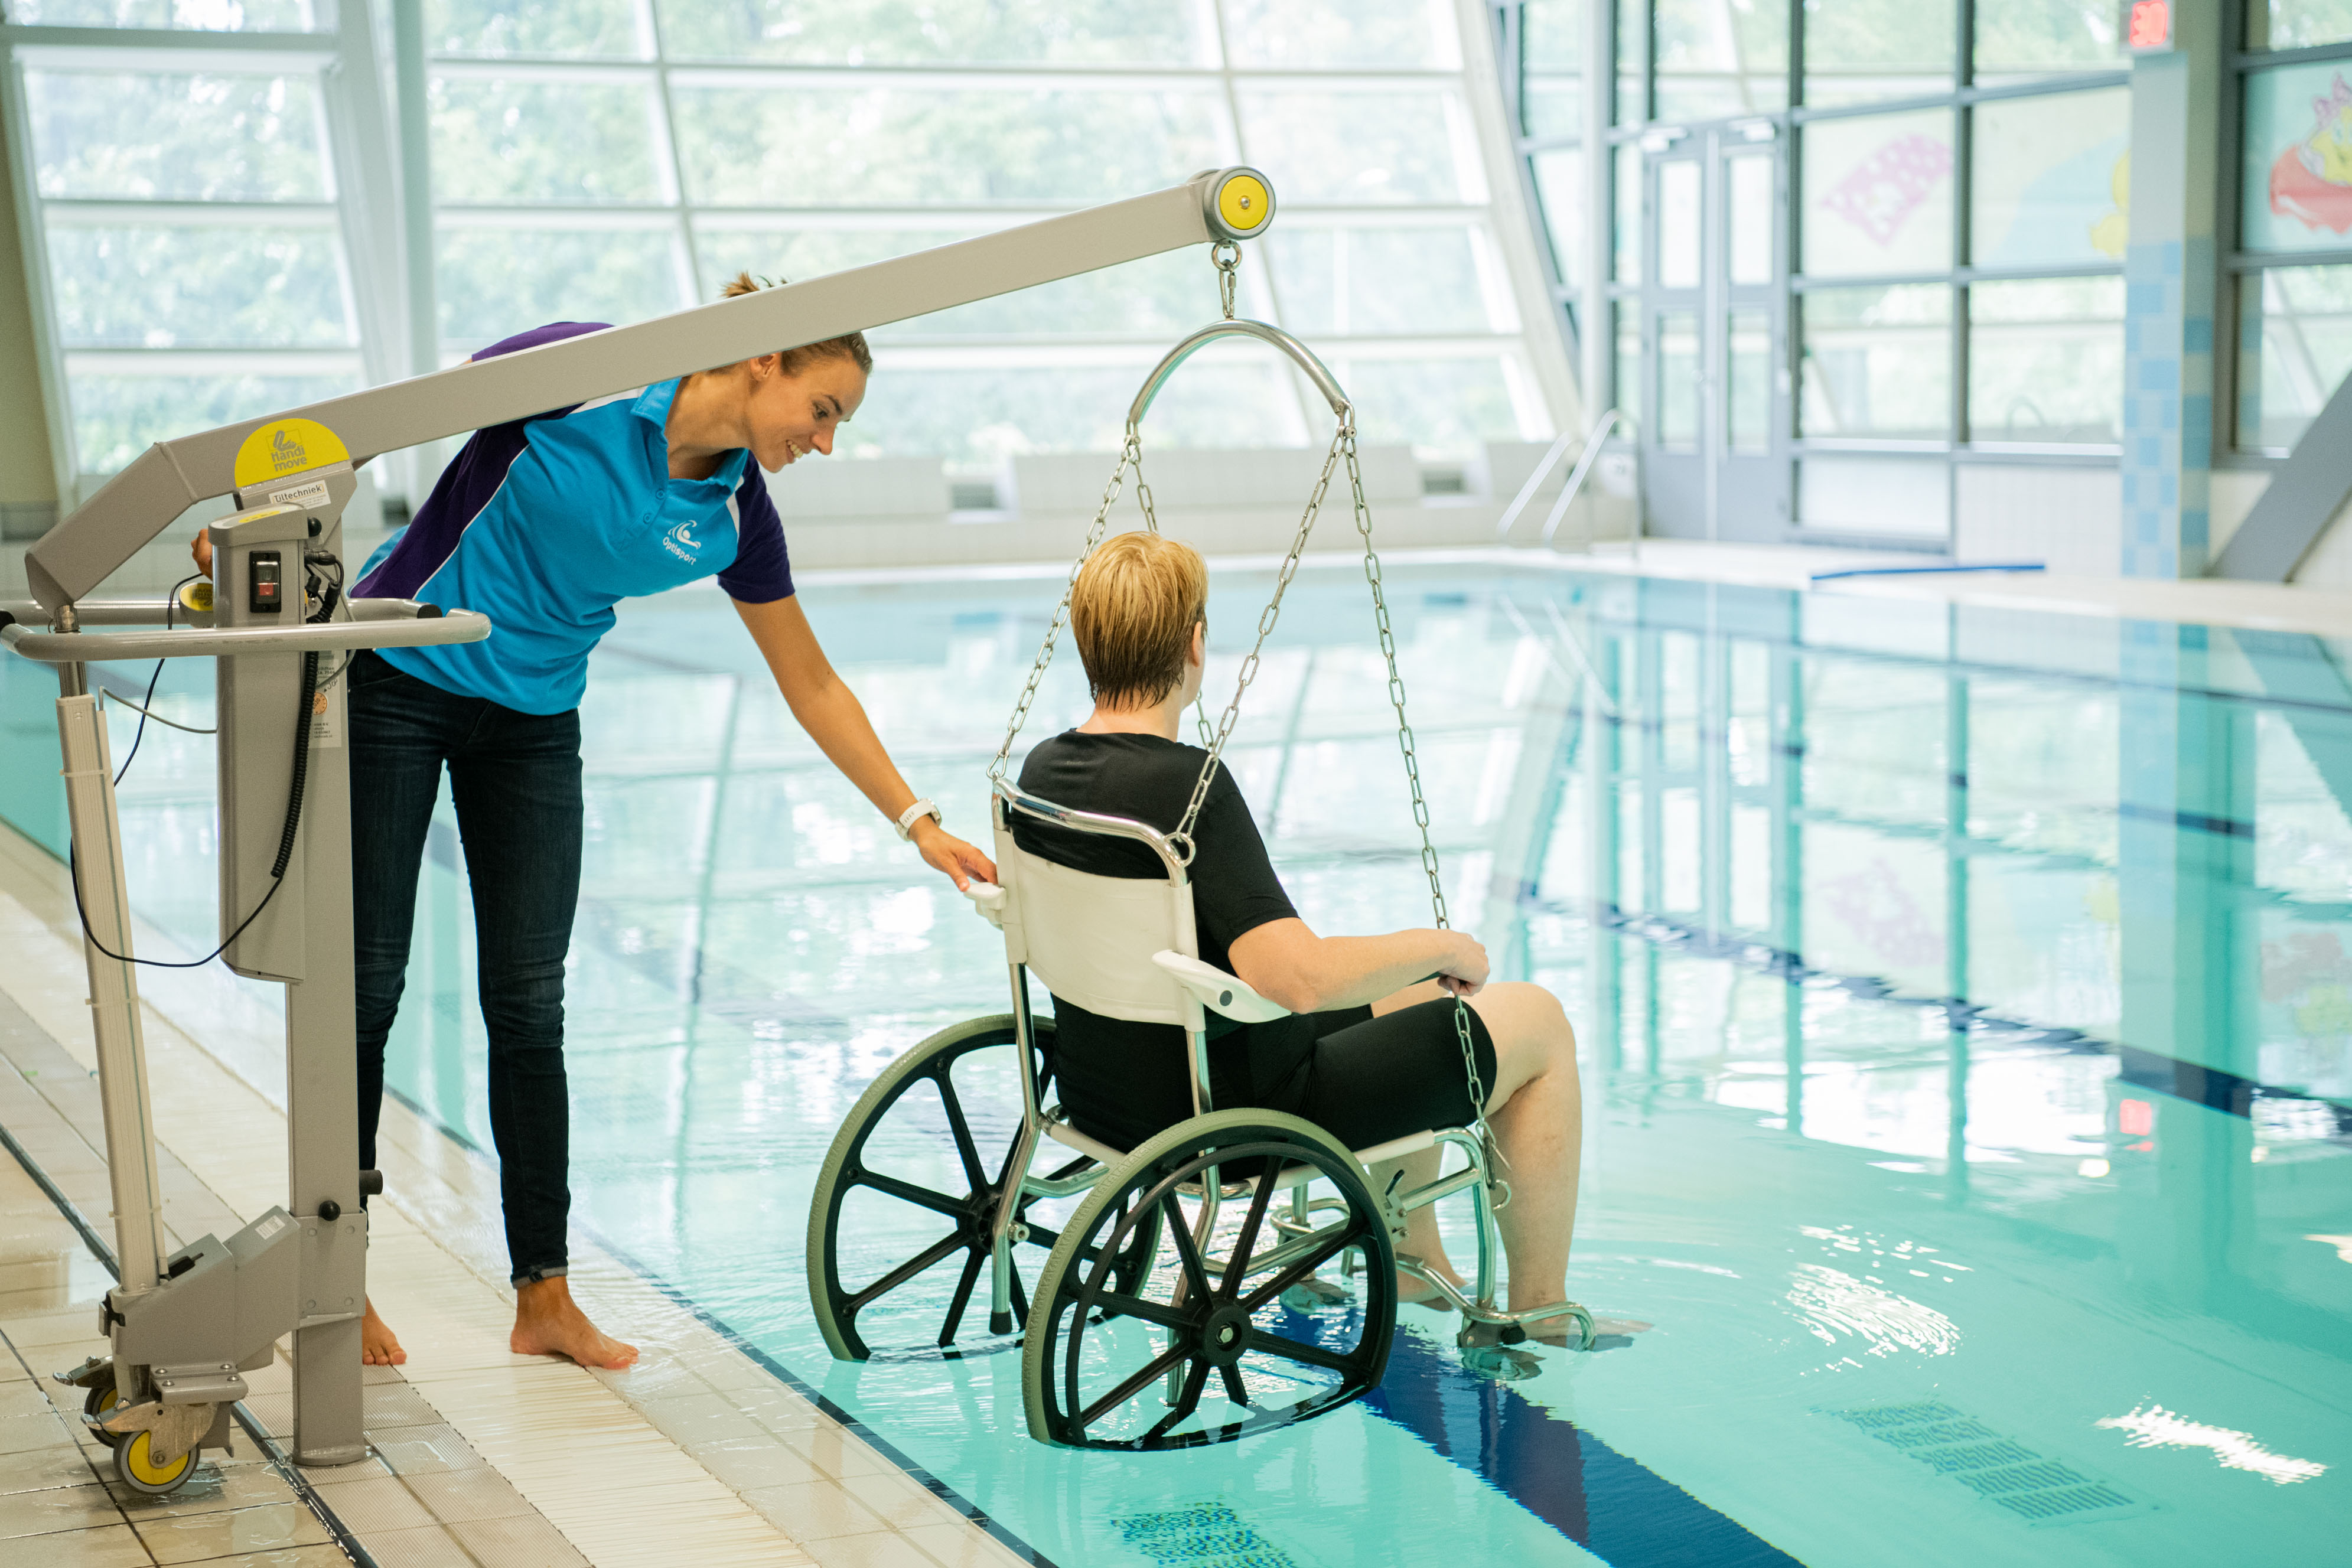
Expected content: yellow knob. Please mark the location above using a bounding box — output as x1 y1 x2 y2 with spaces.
1219 174 1271 232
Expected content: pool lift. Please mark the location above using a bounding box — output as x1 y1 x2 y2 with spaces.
806 239 1598 1450
0 168 1281 1493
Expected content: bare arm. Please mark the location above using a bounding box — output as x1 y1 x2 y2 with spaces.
1227 917 1486 1016
731 593 996 890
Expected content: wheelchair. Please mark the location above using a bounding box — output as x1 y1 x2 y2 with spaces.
806 782 1597 1451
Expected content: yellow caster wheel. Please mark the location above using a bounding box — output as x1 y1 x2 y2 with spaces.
113 1429 198 1496
82 1383 128 1449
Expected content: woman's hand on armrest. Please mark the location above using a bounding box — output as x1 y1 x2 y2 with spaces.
1229 921 1487 1016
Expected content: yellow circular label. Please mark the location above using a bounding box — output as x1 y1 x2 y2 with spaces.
233 417 350 491
178 580 214 614
1218 173 1271 232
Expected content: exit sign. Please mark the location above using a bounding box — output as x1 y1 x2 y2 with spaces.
2126 0 2171 50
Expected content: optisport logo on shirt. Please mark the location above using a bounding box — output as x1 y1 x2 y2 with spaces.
662 517 702 563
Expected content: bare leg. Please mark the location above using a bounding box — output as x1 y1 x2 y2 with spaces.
360 1299 406 1367
509 1277 639 1370
1462 983 1581 1313
1365 1145 1463 1308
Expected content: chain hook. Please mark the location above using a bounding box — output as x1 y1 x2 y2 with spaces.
1211 240 1241 321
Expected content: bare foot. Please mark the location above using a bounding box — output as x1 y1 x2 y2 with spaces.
1532 1314 1653 1347
361 1298 406 1367
508 1276 638 1370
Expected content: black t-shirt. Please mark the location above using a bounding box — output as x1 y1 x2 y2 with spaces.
1014 731 1308 1145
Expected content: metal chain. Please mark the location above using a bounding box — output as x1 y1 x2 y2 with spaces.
1212 240 1240 320
1165 420 1344 863
988 431 1145 784
1342 428 1507 1204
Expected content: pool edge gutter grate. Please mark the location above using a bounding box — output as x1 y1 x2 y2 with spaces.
1820 1399 2148 1527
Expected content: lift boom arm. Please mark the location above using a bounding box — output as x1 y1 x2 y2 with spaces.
24 168 1275 613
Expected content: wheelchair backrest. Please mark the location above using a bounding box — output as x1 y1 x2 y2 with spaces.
991 787 1204 1031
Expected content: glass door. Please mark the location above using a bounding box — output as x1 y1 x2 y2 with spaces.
1636 128 1790 540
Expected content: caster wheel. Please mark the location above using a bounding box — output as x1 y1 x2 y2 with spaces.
113 1430 198 1495
83 1383 128 1449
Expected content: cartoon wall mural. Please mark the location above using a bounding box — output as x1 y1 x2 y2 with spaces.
2270 72 2352 237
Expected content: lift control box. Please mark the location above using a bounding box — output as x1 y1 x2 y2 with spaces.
246 550 282 615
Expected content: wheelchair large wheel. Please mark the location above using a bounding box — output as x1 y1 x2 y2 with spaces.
1022 1109 1395 1451
807 1014 1157 1361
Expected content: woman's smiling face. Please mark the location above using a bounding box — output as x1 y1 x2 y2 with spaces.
744 353 867 472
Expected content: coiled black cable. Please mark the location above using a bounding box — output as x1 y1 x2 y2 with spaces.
70 550 343 969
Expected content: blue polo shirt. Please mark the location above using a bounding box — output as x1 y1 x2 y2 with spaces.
355 321 794 715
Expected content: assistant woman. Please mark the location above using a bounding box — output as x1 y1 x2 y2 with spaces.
193 277 994 1370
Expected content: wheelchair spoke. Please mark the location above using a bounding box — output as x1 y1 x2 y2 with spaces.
1145 1361 1213 1443
1241 1329 1359 1375
936 1246 987 1347
933 1073 991 1194
844 1230 966 1314
1236 1227 1359 1316
1074 1342 1193 1435
1160 1193 1216 1302
1218 1156 1283 1301
1086 1290 1195 1334
1219 1363 1250 1409
851 1168 969 1221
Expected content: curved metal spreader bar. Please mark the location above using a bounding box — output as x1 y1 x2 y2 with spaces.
1127 318 1351 431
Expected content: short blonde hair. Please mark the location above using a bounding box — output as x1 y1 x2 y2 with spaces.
1070 532 1207 710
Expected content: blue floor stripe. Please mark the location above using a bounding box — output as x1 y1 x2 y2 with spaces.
1365 1332 1806 1568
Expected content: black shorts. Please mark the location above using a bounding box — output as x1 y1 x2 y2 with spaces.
1056 997 1497 1156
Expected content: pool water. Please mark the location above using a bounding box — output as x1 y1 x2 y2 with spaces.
5 559 2348 1567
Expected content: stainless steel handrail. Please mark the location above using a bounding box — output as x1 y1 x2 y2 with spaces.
1492 406 1629 549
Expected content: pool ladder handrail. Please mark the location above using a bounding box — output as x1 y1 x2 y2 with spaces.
1493 408 1632 553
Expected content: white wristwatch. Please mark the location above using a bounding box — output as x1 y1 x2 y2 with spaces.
894 798 943 842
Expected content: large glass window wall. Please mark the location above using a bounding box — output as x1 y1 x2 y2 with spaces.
1503 0 2129 545
2236 15 2352 454
3 0 1562 500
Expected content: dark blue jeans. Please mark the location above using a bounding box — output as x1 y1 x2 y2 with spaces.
348 649 582 1285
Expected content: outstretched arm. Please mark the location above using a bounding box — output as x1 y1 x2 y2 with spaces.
731 592 996 890
1227 917 1487 1016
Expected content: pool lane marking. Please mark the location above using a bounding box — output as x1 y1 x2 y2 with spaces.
1572 902 2350 1126
1361 1326 1808 1568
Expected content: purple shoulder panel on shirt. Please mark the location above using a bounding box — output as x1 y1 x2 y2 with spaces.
353 321 611 601
716 468 794 604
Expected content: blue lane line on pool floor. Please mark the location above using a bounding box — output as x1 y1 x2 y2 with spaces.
1364 1328 1807 1568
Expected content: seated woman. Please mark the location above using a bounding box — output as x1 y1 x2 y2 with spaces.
1013 531 1591 1334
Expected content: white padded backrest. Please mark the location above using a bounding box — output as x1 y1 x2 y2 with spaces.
992 816 1197 1028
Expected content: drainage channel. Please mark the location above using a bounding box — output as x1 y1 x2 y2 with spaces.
0 1117 384 1568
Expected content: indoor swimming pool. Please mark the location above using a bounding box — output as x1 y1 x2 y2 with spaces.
4 556 2347 1567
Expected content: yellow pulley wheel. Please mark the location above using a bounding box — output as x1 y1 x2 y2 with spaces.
1219 173 1271 232
115 1428 198 1495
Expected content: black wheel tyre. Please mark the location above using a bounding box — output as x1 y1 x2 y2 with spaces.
84 1383 126 1449
1022 1109 1395 1451
806 1015 1159 1361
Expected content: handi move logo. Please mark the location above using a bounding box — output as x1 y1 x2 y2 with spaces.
233 417 351 493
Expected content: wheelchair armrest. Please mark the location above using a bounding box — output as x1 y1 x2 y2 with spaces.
1152 950 1289 1024
962 881 1007 928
